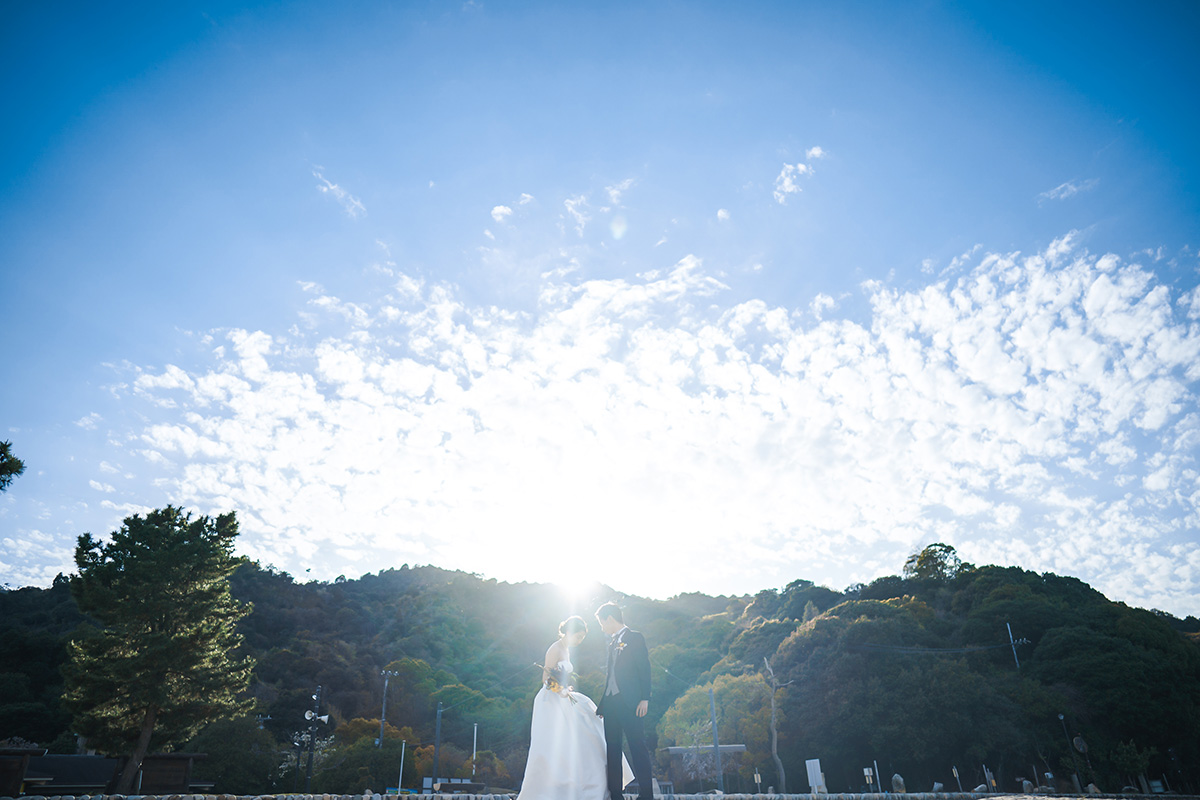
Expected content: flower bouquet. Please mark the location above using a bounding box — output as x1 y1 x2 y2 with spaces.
542 664 578 704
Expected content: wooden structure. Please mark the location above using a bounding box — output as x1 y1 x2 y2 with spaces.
0 747 48 796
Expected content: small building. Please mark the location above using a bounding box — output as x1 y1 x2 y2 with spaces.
18 753 210 795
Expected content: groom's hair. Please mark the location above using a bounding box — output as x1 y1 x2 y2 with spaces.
595 602 623 623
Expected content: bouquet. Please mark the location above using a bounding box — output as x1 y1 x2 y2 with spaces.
542 664 578 704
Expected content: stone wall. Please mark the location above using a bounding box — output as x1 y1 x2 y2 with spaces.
7 794 1193 800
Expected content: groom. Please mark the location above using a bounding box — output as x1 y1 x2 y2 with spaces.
595 602 653 800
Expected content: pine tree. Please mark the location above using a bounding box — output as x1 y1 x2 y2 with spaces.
0 440 26 491
63 506 255 792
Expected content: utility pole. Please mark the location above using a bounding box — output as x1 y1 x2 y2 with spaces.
709 686 724 793
1007 623 1021 669
432 701 444 789
472 722 478 777
379 670 398 747
1059 714 1083 793
764 657 791 793
397 740 406 791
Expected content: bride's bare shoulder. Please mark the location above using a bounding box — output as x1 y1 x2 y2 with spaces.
544 638 566 667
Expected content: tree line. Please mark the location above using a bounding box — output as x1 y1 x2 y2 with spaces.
1 505 1198 794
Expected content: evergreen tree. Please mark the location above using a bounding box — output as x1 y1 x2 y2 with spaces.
0 440 25 491
902 541 973 581
63 506 254 792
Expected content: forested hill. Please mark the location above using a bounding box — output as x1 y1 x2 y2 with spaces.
2 547 1199 795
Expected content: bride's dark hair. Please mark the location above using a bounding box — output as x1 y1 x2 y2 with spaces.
559 615 588 637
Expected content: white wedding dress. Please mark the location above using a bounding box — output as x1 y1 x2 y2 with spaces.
517 657 633 800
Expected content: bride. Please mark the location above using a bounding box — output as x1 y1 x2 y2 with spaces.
517 616 632 800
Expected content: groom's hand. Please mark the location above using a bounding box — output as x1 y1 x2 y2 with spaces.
636 700 648 717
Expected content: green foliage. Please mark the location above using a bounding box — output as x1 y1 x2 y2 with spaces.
6 541 1200 794
188 715 282 794
311 729 419 793
903 542 974 582
727 618 798 667
464 749 512 788
332 717 402 745
411 742 468 784
1109 740 1156 785
0 578 79 744
658 673 773 787
768 599 1025 792
0 440 25 491
62 507 254 768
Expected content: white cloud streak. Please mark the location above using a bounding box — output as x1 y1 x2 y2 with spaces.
1038 178 1100 204
314 170 367 218
606 178 635 205
122 233 1200 613
564 195 590 236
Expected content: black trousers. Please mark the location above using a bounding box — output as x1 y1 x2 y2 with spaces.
602 695 653 800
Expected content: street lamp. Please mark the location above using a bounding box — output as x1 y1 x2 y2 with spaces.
304 686 325 793
379 670 399 747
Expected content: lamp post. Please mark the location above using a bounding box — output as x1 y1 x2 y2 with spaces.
305 685 322 793
379 670 399 747
397 739 406 792
1059 714 1082 793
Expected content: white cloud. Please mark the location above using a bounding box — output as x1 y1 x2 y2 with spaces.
519 193 535 205
491 205 513 222
1038 178 1100 204
717 209 730 221
564 195 590 236
313 170 367 218
946 243 984 274
75 413 102 429
606 178 635 205
89 480 115 493
810 293 836 319
805 146 826 159
773 162 812 204
121 235 1200 613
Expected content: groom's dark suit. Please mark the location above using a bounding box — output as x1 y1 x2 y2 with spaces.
596 626 653 800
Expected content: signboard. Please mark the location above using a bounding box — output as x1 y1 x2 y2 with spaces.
807 759 826 794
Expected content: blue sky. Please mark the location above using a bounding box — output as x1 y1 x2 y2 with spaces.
3 1 1200 615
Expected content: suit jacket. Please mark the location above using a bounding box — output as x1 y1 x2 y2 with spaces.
597 627 651 716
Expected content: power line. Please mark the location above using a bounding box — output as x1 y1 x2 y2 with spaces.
440 662 541 712
851 639 1029 655
651 658 696 688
